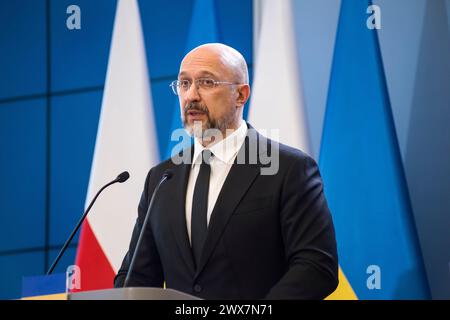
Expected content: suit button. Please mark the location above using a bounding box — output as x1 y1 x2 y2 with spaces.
193 284 202 293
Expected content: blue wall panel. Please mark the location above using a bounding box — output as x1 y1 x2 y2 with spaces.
51 0 116 92
216 0 253 64
139 0 194 79
0 0 46 100
0 99 47 252
49 91 102 246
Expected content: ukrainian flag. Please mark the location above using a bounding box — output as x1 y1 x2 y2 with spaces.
320 0 430 299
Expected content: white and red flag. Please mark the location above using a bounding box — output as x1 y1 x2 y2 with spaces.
74 0 159 291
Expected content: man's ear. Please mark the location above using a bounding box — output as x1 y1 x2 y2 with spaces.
236 84 250 107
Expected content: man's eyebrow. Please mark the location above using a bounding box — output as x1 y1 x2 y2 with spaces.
198 71 218 78
178 71 218 79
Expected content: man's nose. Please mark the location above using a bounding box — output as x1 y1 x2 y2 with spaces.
183 81 201 102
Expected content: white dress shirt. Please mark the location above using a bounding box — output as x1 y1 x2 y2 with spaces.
185 120 248 244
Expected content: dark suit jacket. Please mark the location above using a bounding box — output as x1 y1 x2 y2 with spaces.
114 128 338 299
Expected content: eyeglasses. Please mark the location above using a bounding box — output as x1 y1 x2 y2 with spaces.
169 78 240 95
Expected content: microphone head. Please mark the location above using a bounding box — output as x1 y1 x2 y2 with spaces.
116 171 130 183
163 169 174 180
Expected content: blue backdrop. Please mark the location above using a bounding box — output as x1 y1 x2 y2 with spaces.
0 0 449 299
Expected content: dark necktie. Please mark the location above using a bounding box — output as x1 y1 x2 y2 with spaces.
191 149 212 268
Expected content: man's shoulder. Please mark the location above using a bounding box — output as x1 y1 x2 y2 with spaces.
244 129 318 177
261 133 315 166
277 141 312 161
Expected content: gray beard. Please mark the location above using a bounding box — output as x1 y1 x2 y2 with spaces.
182 103 238 139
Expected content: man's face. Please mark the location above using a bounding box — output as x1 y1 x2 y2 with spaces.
178 48 240 138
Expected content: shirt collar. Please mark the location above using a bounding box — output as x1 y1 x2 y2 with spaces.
192 120 248 165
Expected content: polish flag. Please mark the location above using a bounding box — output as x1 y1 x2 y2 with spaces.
74 0 159 291
249 0 310 153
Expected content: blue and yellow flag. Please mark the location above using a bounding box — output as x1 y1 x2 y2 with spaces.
320 0 430 299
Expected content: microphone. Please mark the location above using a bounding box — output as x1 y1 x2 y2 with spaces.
47 171 130 275
123 169 173 287
116 171 130 183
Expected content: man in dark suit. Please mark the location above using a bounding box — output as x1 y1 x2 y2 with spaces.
114 43 338 299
